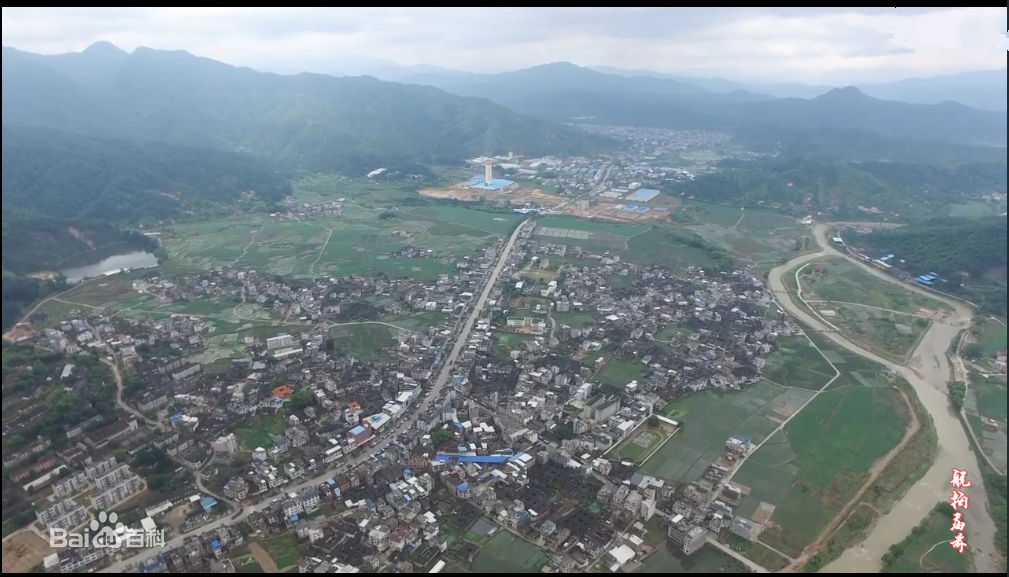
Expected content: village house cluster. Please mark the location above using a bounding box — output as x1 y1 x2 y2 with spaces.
1 211 810 573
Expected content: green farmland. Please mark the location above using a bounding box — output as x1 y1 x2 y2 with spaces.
640 381 816 483
470 531 550 573
733 385 908 558
797 257 951 313
159 205 518 280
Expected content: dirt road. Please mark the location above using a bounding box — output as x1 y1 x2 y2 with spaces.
248 542 281 573
769 224 999 574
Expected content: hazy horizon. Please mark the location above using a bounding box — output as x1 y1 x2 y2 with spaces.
3 7 1007 85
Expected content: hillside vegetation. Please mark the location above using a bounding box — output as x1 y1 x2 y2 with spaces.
2 126 293 222
850 217 1007 316
1 125 290 330
671 157 1007 218
2 45 612 174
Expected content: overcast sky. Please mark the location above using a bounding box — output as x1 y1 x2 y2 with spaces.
2 7 1007 83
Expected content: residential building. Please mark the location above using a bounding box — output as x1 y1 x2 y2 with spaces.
223 477 249 501
36 499 88 531
52 471 90 499
85 419 138 449
266 334 294 350
301 489 321 514
91 475 142 511
43 547 105 574
282 499 303 519
138 394 169 413
667 515 707 555
86 455 118 480
94 463 133 491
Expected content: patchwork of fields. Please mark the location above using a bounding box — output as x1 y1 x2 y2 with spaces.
160 206 520 280
640 381 817 483
798 257 950 314
735 385 908 557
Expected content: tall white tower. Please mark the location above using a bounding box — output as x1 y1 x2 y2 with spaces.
484 161 493 185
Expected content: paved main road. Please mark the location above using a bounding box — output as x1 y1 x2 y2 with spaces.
100 219 530 573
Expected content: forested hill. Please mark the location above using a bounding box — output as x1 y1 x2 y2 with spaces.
850 217 1007 316
1 126 291 330
1 209 157 275
671 157 1007 218
0 210 159 329
2 126 292 221
2 45 613 173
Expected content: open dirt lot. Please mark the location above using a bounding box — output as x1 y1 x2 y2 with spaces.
419 183 677 223
419 184 565 208
2 530 52 573
566 199 675 223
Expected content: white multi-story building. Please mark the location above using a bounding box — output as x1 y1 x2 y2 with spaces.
212 433 239 454
91 475 142 511
138 394 169 413
223 477 249 500
52 471 90 499
266 334 294 350
282 498 304 519
36 499 88 531
94 463 133 491
86 455 118 480
43 547 106 574
301 489 321 514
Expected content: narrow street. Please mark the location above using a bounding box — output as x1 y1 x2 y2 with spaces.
103 357 238 511
100 219 531 573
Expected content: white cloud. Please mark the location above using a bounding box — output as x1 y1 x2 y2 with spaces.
2 7 1006 82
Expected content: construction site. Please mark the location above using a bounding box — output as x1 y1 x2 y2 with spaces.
419 161 675 223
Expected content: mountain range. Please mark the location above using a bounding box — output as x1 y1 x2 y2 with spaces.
2 43 611 175
299 56 1007 112
398 62 1007 147
587 66 1008 112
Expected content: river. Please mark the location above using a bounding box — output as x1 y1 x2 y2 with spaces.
769 224 999 574
60 250 158 284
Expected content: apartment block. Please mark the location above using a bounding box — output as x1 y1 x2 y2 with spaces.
52 471 90 499
91 475 142 511
36 499 88 531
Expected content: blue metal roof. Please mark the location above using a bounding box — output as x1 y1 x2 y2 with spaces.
434 453 511 464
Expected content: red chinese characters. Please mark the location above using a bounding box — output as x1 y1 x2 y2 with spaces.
948 469 972 554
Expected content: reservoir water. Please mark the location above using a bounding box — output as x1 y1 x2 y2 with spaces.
60 250 158 284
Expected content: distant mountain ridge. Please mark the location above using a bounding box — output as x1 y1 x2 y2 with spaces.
2 44 612 174
593 65 1008 112
402 62 1007 147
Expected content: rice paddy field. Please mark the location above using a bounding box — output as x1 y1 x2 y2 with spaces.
665 201 814 265
966 376 1008 473
762 335 837 390
734 385 908 558
470 531 551 573
797 257 951 314
640 381 816 483
822 304 930 360
159 205 520 280
977 318 1008 358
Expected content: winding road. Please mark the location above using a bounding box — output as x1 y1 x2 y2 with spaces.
103 358 239 512
99 219 531 573
768 225 998 573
